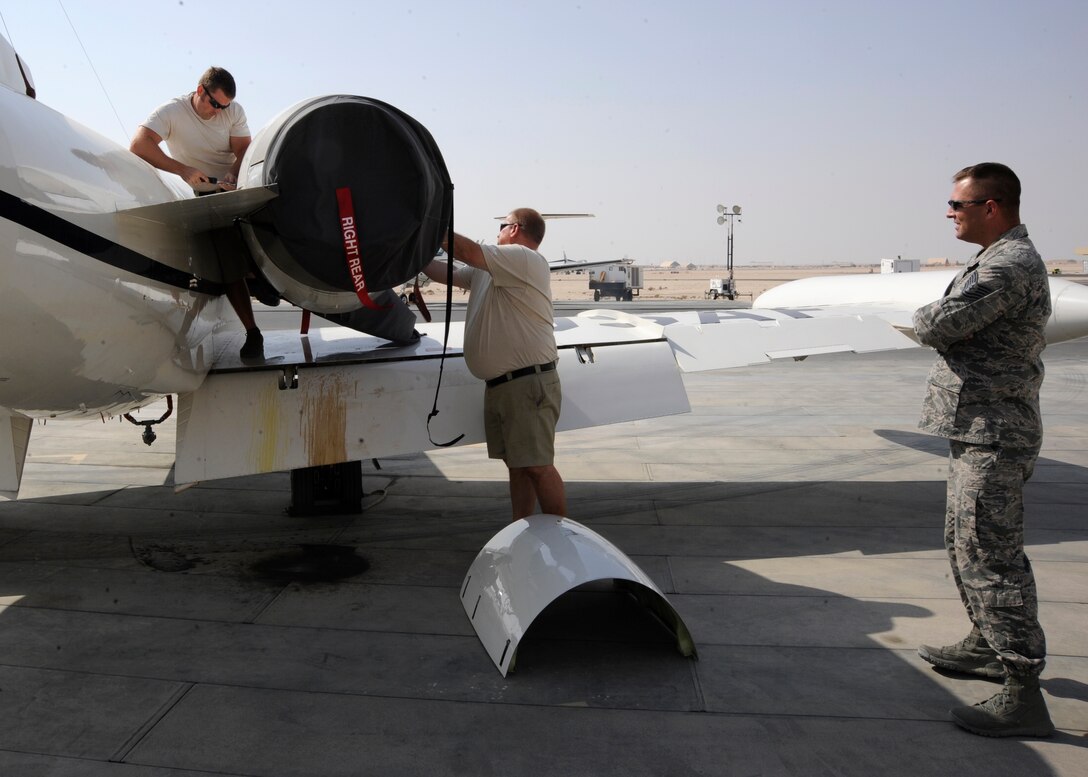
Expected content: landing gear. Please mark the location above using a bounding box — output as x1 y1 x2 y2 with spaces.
123 395 174 446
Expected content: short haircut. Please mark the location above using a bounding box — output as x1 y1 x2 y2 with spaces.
199 67 237 100
511 207 545 245
953 162 1021 207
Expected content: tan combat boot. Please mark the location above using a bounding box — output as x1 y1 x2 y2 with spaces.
918 626 1004 678
950 673 1055 737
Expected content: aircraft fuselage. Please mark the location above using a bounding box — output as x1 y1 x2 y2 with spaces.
0 83 224 418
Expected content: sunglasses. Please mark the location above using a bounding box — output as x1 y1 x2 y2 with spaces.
498 222 520 232
948 199 1001 211
203 88 229 111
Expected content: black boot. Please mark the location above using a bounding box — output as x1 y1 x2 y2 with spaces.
950 672 1054 737
918 626 1003 678
240 327 264 359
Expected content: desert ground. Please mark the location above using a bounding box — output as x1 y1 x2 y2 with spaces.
413 260 1087 302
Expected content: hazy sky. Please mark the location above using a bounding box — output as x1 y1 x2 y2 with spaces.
2 0 1085 265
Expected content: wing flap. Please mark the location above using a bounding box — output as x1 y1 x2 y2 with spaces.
0 408 32 500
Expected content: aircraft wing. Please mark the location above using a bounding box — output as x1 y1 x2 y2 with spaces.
174 312 689 484
578 304 919 372
172 293 923 485
172 267 1088 486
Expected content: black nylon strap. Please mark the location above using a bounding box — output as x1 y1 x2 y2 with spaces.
426 190 465 447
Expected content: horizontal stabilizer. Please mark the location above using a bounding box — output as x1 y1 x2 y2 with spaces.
114 185 279 233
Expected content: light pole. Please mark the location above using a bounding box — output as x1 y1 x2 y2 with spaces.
716 204 742 300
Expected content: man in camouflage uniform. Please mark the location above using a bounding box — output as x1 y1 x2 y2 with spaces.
913 162 1053 737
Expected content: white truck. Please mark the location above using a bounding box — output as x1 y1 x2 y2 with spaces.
589 263 643 301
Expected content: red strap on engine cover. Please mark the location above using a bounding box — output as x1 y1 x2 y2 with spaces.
336 187 388 310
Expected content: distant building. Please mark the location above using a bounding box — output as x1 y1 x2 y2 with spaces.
659 261 681 269
924 257 950 267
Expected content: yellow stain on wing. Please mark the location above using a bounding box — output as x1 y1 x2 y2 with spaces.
301 374 349 467
253 383 282 473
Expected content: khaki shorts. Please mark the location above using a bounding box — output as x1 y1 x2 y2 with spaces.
483 370 562 468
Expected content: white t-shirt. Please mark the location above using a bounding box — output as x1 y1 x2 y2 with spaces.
141 94 250 179
455 244 557 381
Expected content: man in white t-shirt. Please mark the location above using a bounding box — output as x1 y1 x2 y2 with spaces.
422 208 566 520
130 66 264 358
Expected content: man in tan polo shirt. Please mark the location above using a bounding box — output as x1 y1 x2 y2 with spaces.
422 208 566 520
130 66 265 359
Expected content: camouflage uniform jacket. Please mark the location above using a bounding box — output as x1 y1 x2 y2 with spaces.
912 224 1050 446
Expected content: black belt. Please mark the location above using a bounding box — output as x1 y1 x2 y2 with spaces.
485 360 557 388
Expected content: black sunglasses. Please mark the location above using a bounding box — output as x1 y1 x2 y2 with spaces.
498 222 520 231
948 199 1001 212
203 88 229 111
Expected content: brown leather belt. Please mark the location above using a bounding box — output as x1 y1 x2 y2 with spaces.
485 360 557 388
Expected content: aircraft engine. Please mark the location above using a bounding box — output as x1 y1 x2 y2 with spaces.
237 95 452 316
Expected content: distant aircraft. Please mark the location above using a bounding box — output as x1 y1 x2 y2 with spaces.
397 239 621 306
547 250 623 274
502 214 628 274
4 30 1088 500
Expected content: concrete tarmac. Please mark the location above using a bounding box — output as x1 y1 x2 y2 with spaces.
2 331 1086 775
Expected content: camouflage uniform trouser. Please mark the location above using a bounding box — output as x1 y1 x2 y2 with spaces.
945 440 1046 676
